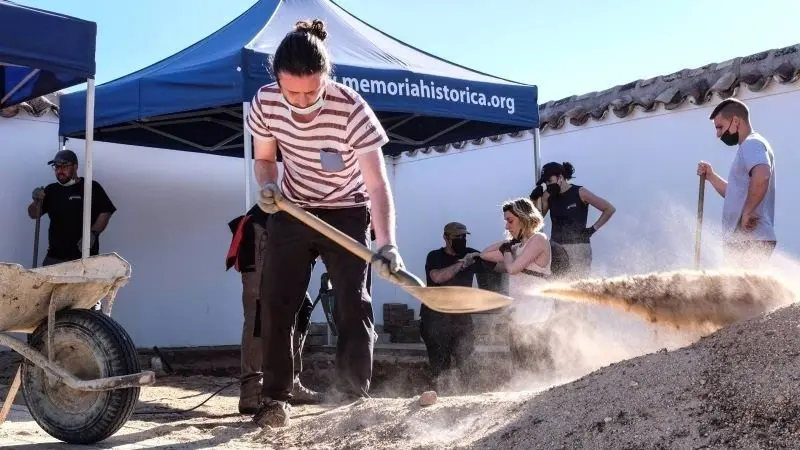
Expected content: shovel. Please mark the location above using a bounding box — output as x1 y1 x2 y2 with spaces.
274 198 513 314
694 173 706 269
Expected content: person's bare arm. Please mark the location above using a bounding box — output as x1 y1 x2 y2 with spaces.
579 187 616 231
253 138 279 187
540 192 550 216
698 162 727 198
480 241 505 263
429 261 466 284
28 200 43 219
707 171 728 198
502 234 547 274
358 149 395 249
92 213 112 233
742 164 770 217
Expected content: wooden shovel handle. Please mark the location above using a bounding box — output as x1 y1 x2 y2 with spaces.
694 174 706 269
274 198 424 288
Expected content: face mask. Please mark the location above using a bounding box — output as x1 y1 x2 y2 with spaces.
280 90 325 115
720 120 739 146
546 183 560 197
58 178 76 187
451 237 467 255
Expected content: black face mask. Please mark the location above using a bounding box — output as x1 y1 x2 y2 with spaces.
720 121 739 146
546 183 561 197
451 237 467 256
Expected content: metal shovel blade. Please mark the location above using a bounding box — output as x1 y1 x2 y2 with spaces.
274 197 513 314
401 285 513 313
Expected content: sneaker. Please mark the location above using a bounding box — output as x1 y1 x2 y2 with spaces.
290 376 322 405
252 399 291 428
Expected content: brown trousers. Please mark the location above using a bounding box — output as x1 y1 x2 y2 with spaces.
240 222 315 400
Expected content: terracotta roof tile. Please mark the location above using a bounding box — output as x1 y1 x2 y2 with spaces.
539 44 800 132
0 93 59 119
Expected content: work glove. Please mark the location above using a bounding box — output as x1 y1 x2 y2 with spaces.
498 240 517 254
529 185 544 201
257 183 282 214
78 231 99 251
461 252 481 266
32 186 45 201
372 244 405 284
583 226 596 239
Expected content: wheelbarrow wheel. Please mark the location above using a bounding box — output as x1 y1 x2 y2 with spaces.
21 309 141 445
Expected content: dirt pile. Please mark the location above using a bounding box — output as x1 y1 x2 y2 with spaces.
252 302 800 449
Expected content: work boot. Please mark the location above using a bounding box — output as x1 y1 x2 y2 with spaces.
290 375 322 404
253 399 291 428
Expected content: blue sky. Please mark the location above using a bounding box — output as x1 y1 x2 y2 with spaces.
14 0 800 103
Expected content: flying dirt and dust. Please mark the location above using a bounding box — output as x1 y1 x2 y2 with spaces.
534 269 797 332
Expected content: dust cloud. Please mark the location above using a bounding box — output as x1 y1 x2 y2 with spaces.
493 200 799 393
537 269 796 331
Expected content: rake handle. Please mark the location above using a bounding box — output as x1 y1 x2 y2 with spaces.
274 198 424 288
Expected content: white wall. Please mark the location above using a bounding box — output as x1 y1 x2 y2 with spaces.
2 81 798 348
2 114 253 348
382 81 800 314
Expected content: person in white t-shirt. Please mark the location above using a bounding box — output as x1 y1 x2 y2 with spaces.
245 19 406 428
697 97 776 267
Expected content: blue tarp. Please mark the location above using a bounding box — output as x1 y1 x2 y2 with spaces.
59 0 538 157
0 0 96 107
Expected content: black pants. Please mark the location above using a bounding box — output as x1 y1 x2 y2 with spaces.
420 307 475 378
260 206 373 401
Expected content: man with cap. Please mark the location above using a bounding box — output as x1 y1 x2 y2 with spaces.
420 222 486 391
27 149 117 270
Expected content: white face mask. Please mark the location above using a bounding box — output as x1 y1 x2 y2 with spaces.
280 87 326 115
58 178 77 187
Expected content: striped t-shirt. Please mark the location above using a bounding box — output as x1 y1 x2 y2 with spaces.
246 81 389 209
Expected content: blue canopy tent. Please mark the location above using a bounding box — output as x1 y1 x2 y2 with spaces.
0 0 98 260
58 0 541 209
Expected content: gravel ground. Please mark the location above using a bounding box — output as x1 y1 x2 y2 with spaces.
3 302 798 449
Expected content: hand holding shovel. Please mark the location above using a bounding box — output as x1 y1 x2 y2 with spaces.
273 197 513 314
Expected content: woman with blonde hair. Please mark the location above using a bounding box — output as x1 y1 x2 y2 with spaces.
478 197 556 372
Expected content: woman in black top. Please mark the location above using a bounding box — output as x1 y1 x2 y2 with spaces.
530 161 616 279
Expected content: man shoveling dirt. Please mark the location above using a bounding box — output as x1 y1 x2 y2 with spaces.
244 19 406 428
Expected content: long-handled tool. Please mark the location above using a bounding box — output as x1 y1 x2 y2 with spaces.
694 174 706 270
33 213 41 269
3 200 46 424
274 198 513 314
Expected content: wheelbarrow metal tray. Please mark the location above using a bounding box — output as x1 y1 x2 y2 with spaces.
0 253 131 333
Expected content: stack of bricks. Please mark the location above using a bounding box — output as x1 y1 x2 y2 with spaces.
382 303 421 343
305 322 330 346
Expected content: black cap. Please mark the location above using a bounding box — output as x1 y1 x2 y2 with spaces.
47 150 78 166
536 162 564 185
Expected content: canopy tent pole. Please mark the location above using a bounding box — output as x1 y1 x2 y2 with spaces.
533 127 542 211
81 78 96 259
242 102 253 212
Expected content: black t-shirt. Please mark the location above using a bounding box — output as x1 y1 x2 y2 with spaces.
549 184 590 244
423 247 489 318
41 178 117 260
425 247 483 288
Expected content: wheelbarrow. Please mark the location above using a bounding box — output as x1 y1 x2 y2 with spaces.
0 253 155 445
